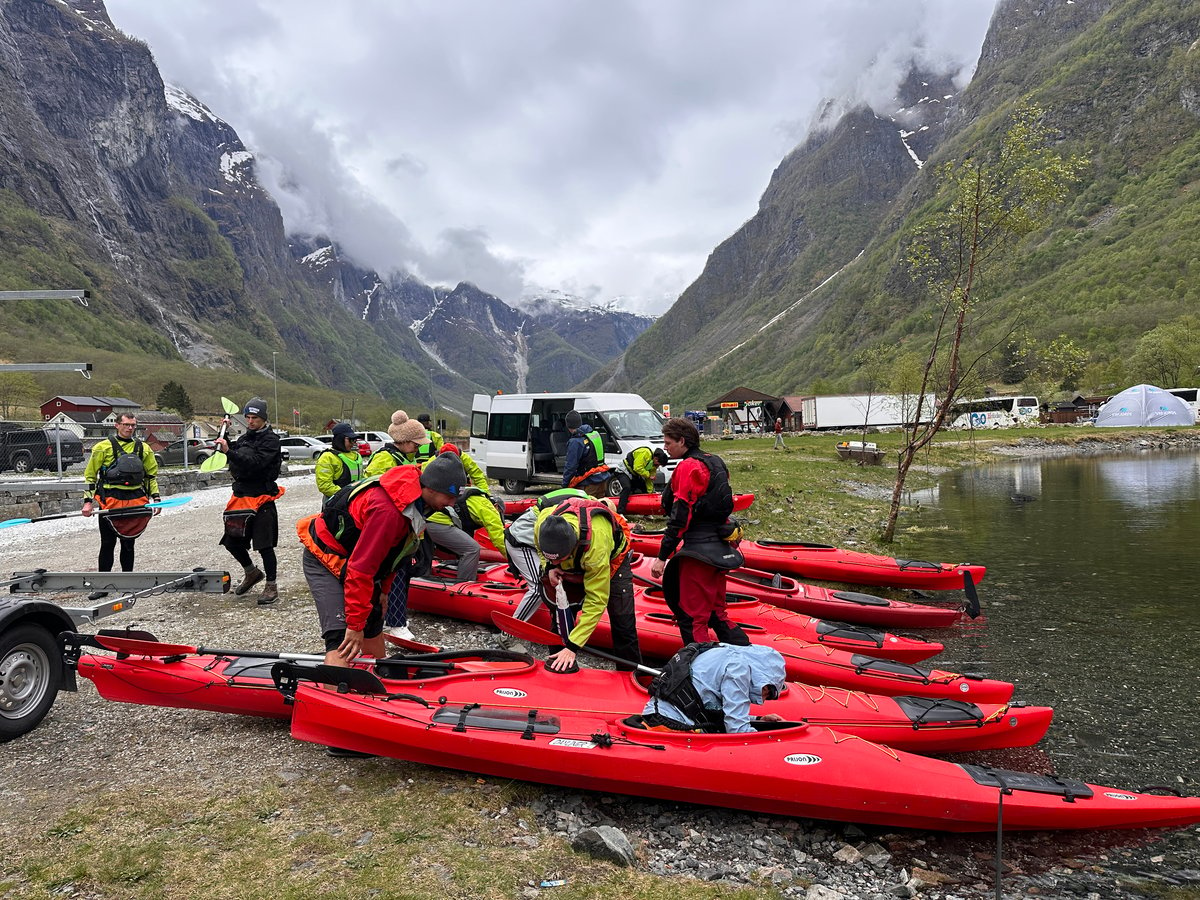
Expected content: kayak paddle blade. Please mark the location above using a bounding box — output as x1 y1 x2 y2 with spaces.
382 633 442 654
94 635 199 657
199 450 227 472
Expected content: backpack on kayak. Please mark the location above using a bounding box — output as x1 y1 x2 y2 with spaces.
646 642 724 732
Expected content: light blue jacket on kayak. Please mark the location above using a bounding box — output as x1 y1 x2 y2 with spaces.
641 644 787 734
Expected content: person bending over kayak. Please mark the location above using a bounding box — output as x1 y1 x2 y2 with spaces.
507 488 590 622
533 496 641 673
421 444 506 583
641 643 787 734
615 445 668 515
297 453 468 665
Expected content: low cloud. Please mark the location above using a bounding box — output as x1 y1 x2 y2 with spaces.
109 0 997 313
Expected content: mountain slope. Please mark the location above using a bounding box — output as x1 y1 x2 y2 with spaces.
0 0 649 420
598 0 1200 407
585 72 959 404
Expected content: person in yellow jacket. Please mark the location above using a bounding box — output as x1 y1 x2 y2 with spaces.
314 423 365 497
416 414 445 453
81 413 160 598
433 441 488 491
533 497 641 673
421 445 505 581
365 412 426 477
615 446 669 514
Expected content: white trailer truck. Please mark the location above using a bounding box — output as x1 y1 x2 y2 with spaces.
799 394 935 430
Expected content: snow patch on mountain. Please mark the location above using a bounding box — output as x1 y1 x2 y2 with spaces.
220 149 254 186
165 84 217 123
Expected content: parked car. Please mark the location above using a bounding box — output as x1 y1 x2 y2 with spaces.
277 435 330 460
356 431 390 455
153 439 218 467
0 424 85 473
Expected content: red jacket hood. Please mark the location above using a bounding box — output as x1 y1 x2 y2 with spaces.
378 463 423 511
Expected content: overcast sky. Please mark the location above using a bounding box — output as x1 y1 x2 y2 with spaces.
106 1 998 316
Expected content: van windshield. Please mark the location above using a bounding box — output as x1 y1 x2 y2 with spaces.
601 409 666 440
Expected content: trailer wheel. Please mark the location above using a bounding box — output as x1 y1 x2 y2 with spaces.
606 473 629 498
501 479 527 494
0 623 63 742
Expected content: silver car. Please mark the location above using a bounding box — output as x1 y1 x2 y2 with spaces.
277 435 331 460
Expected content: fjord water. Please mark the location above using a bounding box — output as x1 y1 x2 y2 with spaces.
904 451 1200 790
902 451 1200 875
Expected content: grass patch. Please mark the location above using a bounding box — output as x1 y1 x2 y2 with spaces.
6 771 778 900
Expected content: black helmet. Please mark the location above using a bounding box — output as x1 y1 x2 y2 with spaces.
537 515 579 559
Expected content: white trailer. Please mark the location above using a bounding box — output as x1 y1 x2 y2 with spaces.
800 394 935 430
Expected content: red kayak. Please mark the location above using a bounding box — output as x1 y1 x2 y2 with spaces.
282 666 1200 833
407 566 1013 702
74 643 1051 754
503 492 755 517
628 530 985 591
485 561 944 664
718 565 963 629
476 527 960 629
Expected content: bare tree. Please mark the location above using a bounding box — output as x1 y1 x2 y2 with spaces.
882 105 1084 542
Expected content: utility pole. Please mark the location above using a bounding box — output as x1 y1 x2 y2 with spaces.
428 368 436 425
271 351 279 426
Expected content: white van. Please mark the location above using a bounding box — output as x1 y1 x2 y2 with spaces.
469 392 671 494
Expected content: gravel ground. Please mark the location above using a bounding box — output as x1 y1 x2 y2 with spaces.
2 469 1196 900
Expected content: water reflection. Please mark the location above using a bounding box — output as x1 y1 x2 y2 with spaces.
900 450 1200 792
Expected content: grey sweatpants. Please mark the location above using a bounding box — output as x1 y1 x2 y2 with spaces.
425 520 482 582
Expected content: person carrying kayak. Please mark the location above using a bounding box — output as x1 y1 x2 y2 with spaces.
614 446 668 515
314 422 365 497
297 452 468 665
533 496 641 673
650 417 749 646
641 643 787 734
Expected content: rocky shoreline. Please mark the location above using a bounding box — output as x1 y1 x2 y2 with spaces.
2 452 1197 899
